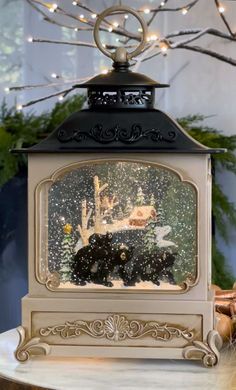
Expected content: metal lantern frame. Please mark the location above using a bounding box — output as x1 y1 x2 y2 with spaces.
13 6 223 367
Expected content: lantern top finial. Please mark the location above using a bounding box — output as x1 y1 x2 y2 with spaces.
93 5 148 64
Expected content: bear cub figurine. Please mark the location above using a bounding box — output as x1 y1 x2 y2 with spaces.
71 232 134 287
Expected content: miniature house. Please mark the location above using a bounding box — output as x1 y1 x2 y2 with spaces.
14 6 223 367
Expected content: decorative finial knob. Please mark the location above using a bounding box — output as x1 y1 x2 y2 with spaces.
94 5 148 64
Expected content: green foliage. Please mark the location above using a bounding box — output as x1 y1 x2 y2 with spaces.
0 100 235 288
177 114 236 288
0 95 85 187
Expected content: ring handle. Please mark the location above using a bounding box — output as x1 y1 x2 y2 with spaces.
94 5 148 62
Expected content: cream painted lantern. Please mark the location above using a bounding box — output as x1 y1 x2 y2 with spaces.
14 6 224 367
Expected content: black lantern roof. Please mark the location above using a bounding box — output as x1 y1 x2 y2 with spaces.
12 5 224 156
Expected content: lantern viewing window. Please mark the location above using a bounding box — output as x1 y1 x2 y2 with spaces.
13 5 224 367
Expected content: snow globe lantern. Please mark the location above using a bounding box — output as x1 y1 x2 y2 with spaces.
14 6 223 366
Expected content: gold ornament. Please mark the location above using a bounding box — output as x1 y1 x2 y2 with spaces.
215 312 232 341
63 223 72 234
211 284 222 291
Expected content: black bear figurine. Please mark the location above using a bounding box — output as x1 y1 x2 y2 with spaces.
70 232 113 286
126 250 177 287
95 243 134 287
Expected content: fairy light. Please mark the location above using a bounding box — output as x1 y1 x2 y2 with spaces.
108 27 113 32
51 73 59 79
4 87 10 93
101 69 109 75
79 14 85 19
124 14 129 19
160 1 165 6
27 36 33 43
72 1 77 5
150 34 158 41
138 27 143 32
58 95 64 101
74 27 78 31
182 8 188 15
160 43 168 53
116 38 120 42
218 5 225 13
143 8 150 14
91 13 97 19
113 21 119 28
49 3 58 13
16 104 23 111
102 43 106 48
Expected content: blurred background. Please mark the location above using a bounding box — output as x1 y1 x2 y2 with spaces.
0 0 236 332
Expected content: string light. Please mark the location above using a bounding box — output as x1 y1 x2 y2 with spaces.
218 5 225 13
27 36 33 43
160 43 168 53
102 43 106 48
4 87 10 93
51 73 59 79
79 14 85 19
124 14 129 19
74 27 78 31
16 104 23 111
160 1 165 6
138 27 143 32
150 34 158 41
91 13 97 19
113 21 119 28
143 8 150 14
58 95 64 101
182 8 188 15
101 69 109 74
108 27 113 32
49 3 58 13
72 1 77 5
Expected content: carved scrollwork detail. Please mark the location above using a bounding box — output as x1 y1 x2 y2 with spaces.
15 326 51 363
57 124 177 144
183 330 222 367
88 90 152 107
45 271 60 291
39 314 194 342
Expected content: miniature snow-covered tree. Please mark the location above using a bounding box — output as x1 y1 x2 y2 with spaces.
143 218 158 254
150 194 155 207
124 197 133 216
156 204 165 226
136 187 145 206
59 223 75 283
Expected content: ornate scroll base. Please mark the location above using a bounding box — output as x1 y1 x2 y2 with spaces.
183 330 223 367
15 326 51 363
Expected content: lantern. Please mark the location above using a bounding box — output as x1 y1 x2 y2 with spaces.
14 6 223 367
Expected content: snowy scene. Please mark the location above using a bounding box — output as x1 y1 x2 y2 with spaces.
46 161 197 289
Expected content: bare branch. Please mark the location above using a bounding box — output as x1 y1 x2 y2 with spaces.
176 44 236 66
214 0 236 37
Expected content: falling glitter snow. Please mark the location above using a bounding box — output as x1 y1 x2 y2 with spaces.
39 161 197 288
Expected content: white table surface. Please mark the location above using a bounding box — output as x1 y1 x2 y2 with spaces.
0 329 235 390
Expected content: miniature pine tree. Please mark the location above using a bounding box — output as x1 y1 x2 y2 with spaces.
59 223 74 283
150 193 155 207
156 204 165 226
124 197 133 216
143 218 158 254
136 187 145 206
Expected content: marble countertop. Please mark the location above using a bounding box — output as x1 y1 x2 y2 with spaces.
0 329 235 390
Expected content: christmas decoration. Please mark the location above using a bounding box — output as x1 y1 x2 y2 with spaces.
6 5 229 365
143 217 158 254
215 312 233 341
5 1 236 108
136 187 145 206
59 224 75 283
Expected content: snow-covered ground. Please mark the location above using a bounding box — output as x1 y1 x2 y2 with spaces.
58 280 181 290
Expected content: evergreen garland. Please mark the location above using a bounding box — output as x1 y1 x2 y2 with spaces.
0 98 235 288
